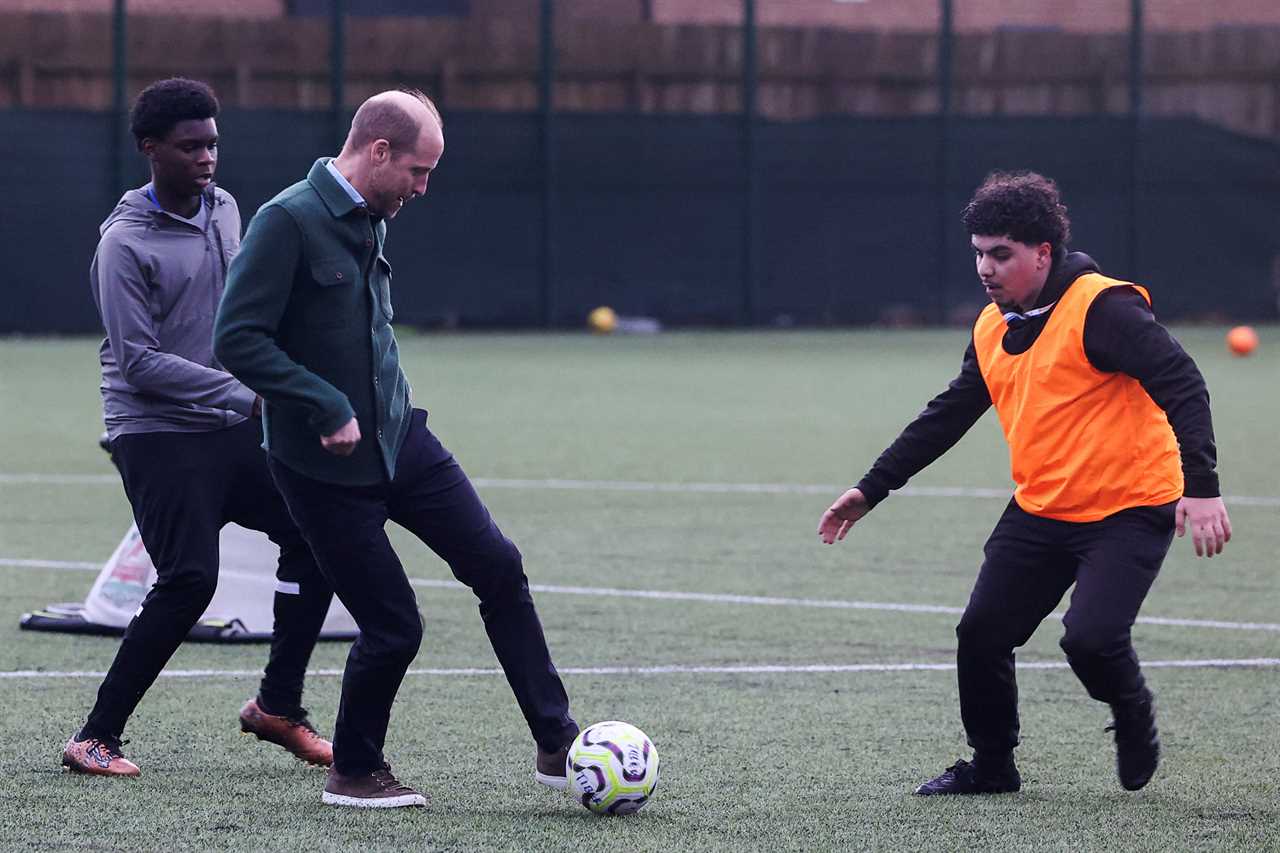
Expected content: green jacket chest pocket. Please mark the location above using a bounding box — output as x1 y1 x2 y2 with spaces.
373 255 393 325
306 256 363 329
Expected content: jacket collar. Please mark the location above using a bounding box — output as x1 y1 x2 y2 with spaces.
308 158 365 219
1035 250 1100 309
1002 250 1101 328
146 183 226 230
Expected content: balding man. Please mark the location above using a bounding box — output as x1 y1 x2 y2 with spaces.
215 89 579 809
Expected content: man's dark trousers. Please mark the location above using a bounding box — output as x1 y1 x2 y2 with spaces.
268 408 577 776
83 418 334 741
955 499 1177 760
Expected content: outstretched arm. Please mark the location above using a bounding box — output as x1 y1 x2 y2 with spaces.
819 339 992 544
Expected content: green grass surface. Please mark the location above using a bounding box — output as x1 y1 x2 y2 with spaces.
1 329 1277 852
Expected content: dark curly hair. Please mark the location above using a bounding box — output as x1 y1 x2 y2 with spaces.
961 171 1072 252
130 78 219 150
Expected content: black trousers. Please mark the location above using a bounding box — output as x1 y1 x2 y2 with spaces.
957 498 1176 759
84 418 333 741
268 409 577 776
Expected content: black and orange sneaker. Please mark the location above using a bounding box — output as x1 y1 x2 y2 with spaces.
913 757 1021 796
1108 690 1160 791
239 698 333 767
62 734 140 777
321 764 428 809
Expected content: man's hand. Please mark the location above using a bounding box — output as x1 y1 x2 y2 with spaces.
1175 496 1232 558
818 488 871 544
321 417 361 456
251 395 263 418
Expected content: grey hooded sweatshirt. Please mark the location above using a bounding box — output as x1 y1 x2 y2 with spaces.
90 183 257 439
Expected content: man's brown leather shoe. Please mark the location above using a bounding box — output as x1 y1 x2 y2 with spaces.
321 764 428 808
238 697 333 767
535 733 578 790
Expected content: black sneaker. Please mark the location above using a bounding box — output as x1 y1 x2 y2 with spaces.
1108 691 1160 791
913 757 1021 796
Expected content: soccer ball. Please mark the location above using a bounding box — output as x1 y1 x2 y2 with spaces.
566 721 659 815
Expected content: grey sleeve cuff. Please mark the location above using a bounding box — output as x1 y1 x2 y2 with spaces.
226 383 258 417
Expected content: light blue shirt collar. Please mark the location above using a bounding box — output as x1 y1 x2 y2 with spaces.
325 159 366 207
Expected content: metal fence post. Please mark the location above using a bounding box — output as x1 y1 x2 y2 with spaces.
1128 0 1144 281
539 0 557 327
936 0 953 326
742 0 758 325
330 0 346 150
111 0 128 199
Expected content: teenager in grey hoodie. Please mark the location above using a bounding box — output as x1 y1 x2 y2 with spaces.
91 166 253 436
64 78 336 777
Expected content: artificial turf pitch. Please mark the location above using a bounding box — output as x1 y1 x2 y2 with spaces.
1 329 1276 852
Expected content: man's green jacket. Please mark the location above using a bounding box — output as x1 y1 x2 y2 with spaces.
214 158 411 486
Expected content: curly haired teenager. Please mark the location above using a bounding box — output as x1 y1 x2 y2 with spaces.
819 171 1231 795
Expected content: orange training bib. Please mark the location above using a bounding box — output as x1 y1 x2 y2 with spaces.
972 273 1182 521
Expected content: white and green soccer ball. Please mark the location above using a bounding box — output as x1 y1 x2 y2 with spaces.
566 720 659 815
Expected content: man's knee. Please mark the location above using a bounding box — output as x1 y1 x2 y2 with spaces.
492 537 523 577
393 613 425 662
367 610 423 664
458 537 527 598
1060 623 1129 661
394 612 424 655
956 607 1024 655
150 563 218 614
276 537 327 586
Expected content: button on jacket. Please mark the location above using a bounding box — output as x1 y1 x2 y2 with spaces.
214 158 411 486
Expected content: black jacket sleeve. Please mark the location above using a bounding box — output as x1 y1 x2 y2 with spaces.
1083 287 1220 498
855 340 993 508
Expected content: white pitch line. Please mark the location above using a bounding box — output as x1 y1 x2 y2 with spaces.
410 577 965 615
0 474 117 485
408 578 1280 634
5 558 1279 634
471 479 1280 508
3 658 1278 681
0 558 100 571
3 472 1278 508
1134 615 1280 632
